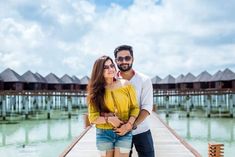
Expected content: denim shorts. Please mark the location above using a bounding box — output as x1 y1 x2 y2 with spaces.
96 128 132 151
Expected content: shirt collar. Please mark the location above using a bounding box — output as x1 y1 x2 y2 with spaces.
116 70 135 79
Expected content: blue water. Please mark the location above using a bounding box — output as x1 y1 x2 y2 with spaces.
1 109 234 157
0 112 85 157
158 111 235 157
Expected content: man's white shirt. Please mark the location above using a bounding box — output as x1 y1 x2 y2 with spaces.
118 71 153 135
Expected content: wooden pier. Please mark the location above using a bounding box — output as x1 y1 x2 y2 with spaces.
60 112 201 157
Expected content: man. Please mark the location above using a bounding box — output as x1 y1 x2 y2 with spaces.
114 45 155 157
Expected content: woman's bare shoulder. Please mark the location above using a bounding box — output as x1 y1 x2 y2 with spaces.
117 78 131 87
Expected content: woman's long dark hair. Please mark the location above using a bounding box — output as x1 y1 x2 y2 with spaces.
87 55 115 112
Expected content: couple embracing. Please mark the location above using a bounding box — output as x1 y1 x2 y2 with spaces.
87 45 155 157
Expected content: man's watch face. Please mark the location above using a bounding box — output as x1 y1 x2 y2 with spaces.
132 125 137 130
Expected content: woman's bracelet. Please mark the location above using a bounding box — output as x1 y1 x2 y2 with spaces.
125 121 133 130
104 116 109 123
127 121 137 130
127 121 133 127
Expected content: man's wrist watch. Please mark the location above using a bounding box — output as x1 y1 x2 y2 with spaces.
132 124 137 130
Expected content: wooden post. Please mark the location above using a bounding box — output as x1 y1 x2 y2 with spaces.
83 113 90 128
229 94 234 117
165 96 169 117
68 96 72 119
206 95 211 118
2 96 6 120
25 96 29 119
208 143 224 157
152 104 157 112
186 95 190 117
47 96 51 119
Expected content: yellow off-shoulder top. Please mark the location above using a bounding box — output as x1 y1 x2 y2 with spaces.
88 84 140 129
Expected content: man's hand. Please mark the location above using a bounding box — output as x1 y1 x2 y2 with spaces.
108 116 124 128
114 122 132 136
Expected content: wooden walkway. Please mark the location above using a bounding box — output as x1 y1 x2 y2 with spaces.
60 112 201 157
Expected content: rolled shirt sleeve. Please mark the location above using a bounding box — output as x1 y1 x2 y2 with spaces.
140 78 153 114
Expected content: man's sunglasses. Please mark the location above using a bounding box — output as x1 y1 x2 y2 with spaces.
116 56 132 62
103 64 115 69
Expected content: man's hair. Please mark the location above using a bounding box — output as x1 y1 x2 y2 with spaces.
114 45 133 58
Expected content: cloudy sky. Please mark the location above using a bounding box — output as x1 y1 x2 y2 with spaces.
1 0 235 79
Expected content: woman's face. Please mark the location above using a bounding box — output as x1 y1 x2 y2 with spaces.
103 59 116 79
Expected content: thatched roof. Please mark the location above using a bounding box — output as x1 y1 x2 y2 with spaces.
80 76 90 85
72 76 81 84
210 70 223 81
35 72 47 83
159 75 175 84
181 73 196 83
210 69 235 81
22 71 42 83
175 74 184 83
151 76 162 84
220 68 235 81
61 74 74 84
45 73 63 84
193 71 212 82
0 68 25 82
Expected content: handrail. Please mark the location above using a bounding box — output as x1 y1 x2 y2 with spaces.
59 125 92 157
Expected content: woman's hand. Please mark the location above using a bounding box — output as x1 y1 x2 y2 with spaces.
108 116 124 128
114 123 132 136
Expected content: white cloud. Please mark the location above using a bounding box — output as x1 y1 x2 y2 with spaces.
0 0 235 79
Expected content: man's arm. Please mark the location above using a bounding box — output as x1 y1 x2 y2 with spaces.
133 109 150 128
133 77 153 129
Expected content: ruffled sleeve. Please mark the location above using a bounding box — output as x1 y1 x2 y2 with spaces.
88 102 100 124
127 84 140 117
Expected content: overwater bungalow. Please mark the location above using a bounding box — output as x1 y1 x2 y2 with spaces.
233 79 235 89
209 69 235 89
0 68 25 91
45 73 63 90
151 75 162 90
35 72 48 90
79 76 90 90
175 74 184 90
158 75 175 90
0 77 3 91
22 71 44 90
219 68 235 89
72 75 81 90
209 70 223 89
61 74 76 90
193 71 212 90
179 73 196 90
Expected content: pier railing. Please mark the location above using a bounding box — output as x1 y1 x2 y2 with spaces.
0 90 88 120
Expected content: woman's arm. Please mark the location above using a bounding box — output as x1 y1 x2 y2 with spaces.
114 116 136 136
90 116 107 124
91 116 123 128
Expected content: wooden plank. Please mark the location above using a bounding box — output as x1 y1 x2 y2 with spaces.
62 113 201 157
151 113 201 157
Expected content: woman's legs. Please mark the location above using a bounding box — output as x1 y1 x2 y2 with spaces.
101 149 114 157
114 148 130 157
96 129 115 157
114 131 132 157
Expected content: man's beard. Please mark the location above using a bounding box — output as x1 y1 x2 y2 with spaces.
117 63 133 72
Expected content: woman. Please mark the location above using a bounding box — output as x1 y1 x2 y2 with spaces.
87 55 140 157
